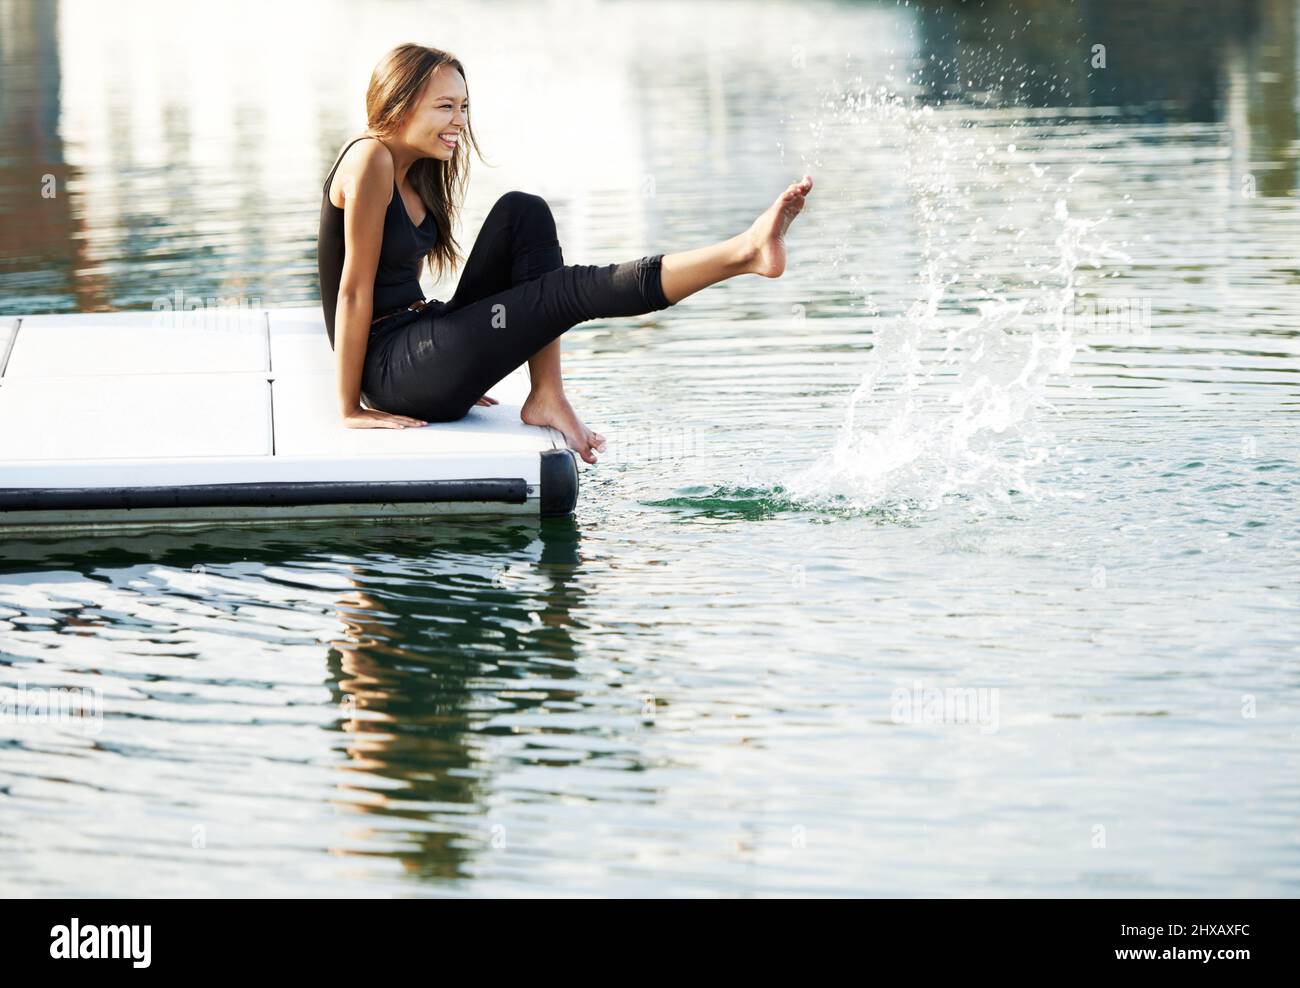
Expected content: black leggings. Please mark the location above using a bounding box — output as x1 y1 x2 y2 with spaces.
360 191 674 421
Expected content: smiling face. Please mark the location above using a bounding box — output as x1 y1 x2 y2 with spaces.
397 64 468 162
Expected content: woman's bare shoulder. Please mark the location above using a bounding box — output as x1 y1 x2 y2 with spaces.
330 136 395 206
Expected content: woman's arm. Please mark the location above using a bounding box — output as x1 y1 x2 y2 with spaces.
334 140 426 429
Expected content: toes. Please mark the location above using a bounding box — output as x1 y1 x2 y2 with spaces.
567 430 601 464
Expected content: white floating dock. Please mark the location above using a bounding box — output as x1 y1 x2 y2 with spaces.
0 307 578 534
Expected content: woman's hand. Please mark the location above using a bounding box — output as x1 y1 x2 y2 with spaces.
342 407 426 429
474 395 499 407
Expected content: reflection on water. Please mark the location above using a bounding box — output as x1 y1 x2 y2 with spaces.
3 0 1300 314
0 520 597 890
1 0 1299 895
327 520 589 883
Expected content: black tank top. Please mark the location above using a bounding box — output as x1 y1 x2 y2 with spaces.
317 136 438 348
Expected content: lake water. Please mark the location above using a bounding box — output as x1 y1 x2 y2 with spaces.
1 0 1298 896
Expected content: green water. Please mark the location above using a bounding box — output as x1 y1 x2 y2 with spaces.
1 0 1298 896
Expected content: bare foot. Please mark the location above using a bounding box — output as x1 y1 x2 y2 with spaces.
745 174 814 278
520 389 607 465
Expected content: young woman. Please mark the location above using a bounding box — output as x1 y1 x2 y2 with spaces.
318 43 813 464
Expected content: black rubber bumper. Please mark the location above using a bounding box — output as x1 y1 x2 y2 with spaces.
0 478 527 511
0 459 578 519
539 449 578 516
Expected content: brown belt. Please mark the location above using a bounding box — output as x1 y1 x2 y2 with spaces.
370 298 432 327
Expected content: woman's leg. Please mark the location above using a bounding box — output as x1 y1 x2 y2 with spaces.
368 255 673 442
370 176 814 462
659 174 814 302
441 191 606 453
517 175 815 460
443 191 565 310
517 337 601 456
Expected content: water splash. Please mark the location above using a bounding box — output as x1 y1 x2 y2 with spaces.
782 88 1127 514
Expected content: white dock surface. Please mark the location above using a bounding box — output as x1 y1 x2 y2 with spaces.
0 307 570 531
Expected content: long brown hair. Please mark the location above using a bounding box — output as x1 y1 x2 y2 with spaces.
365 43 484 281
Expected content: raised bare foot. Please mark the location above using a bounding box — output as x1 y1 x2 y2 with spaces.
745 174 814 278
520 389 607 465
